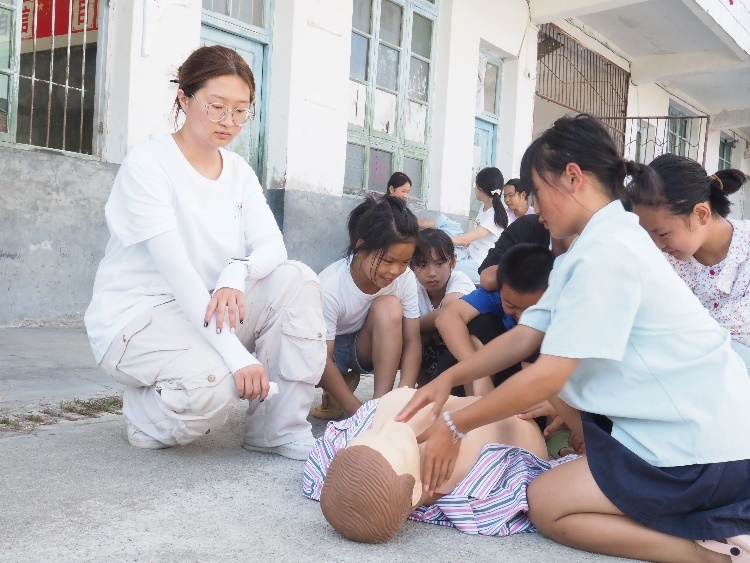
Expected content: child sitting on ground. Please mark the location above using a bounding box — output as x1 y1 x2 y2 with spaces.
429 244 553 397
314 196 422 420
411 229 475 382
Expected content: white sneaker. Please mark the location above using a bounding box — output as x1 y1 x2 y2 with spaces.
243 434 316 461
127 425 171 450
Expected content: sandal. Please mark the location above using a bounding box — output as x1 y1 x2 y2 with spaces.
697 535 750 561
311 370 361 421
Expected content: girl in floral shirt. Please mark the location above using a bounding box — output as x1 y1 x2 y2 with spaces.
628 153 749 371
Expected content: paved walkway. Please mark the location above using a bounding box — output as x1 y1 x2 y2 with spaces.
0 326 636 562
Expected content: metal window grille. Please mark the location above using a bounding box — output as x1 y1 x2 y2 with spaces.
606 115 709 166
18 0 98 154
536 23 630 153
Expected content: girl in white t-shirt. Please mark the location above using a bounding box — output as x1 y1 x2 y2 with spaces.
84 46 326 460
411 228 475 382
315 196 422 420
452 167 509 283
628 154 750 372
396 115 750 562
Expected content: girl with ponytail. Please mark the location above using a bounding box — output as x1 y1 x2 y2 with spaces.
452 167 509 283
627 153 750 371
396 114 750 562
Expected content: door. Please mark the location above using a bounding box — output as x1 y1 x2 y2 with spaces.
471 118 496 220
200 26 265 175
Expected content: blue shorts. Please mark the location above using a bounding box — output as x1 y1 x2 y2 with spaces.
332 332 372 374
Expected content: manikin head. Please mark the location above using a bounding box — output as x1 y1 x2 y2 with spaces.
320 418 422 543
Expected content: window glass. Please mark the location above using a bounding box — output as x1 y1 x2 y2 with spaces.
349 81 367 127
411 13 432 59
0 73 8 134
345 143 366 188
483 63 498 115
408 57 429 101
405 101 426 143
203 0 229 13
376 44 399 90
352 0 372 33
403 157 423 199
373 89 397 135
350 33 369 81
379 1 402 46
0 7 10 69
368 148 393 191
230 0 264 27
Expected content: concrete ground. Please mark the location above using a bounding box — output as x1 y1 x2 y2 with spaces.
0 326 638 563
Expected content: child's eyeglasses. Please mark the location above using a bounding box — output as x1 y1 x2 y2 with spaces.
191 95 255 126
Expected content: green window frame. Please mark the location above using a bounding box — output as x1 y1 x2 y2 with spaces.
476 50 502 124
201 0 273 179
667 105 689 158
345 0 437 201
718 136 733 171
0 0 19 142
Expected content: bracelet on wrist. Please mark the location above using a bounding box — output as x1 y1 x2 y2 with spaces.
442 410 467 443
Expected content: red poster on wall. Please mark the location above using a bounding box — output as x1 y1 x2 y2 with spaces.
21 0 98 41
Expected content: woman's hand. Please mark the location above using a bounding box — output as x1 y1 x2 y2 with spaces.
205 287 245 334
517 399 557 421
395 375 452 424
416 418 461 493
233 364 269 401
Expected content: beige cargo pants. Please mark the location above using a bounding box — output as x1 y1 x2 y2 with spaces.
100 261 326 447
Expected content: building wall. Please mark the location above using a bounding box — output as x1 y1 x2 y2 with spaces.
0 146 117 324
278 0 535 271
3 2 749 323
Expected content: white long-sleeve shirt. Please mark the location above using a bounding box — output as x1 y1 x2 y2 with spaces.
85 134 285 372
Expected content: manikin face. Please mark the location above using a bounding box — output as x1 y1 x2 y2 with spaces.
178 75 252 150
413 250 455 296
499 284 545 322
632 204 706 261
388 183 411 201
355 242 415 291
347 418 423 506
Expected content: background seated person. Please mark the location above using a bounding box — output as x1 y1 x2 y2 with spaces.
503 178 535 224
478 214 550 291
428 244 553 398
303 387 576 543
478 214 575 292
411 229 475 382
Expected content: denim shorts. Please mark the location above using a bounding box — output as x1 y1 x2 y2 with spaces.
332 332 372 373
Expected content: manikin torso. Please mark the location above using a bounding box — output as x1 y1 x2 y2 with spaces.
364 388 548 505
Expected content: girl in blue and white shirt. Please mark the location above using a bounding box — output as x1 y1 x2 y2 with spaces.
397 115 750 563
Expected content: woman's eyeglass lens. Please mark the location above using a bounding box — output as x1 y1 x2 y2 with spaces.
192 95 255 126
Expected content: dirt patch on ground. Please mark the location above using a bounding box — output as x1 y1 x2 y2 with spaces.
0 396 123 432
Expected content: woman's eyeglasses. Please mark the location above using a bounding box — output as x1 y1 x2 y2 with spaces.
191 95 255 126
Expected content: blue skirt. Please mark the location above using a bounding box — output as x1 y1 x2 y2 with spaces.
582 411 750 540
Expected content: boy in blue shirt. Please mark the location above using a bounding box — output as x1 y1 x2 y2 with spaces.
430 243 553 397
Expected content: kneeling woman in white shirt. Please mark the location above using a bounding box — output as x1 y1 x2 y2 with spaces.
85 46 326 460
452 167 509 284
